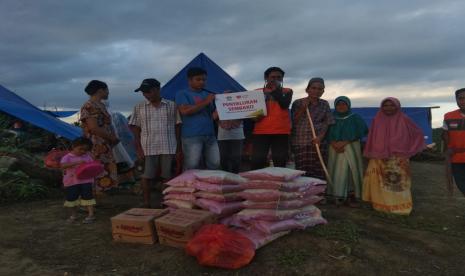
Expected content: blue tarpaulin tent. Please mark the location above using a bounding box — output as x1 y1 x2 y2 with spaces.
45 110 78 118
161 53 246 100
0 84 82 140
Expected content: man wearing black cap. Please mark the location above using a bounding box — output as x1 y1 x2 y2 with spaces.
129 78 181 207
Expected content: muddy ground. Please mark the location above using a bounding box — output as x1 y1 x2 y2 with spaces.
1 161 465 276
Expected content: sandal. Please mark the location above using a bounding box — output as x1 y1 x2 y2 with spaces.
82 216 96 224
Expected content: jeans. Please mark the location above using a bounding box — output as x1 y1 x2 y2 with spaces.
251 134 289 169
218 139 243 173
182 135 220 170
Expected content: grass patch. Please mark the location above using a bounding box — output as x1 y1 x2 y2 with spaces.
276 248 313 267
367 211 465 239
310 220 360 244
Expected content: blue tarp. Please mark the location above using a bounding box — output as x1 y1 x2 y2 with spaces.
161 53 246 100
350 107 433 144
45 110 78 118
0 84 82 140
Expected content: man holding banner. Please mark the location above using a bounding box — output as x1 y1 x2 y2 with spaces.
250 67 293 169
176 67 220 170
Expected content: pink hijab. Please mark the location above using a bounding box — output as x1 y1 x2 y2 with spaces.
364 97 426 159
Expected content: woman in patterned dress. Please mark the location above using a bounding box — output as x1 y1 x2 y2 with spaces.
80 80 119 192
362 97 425 215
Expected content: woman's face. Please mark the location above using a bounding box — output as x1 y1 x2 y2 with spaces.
97 88 109 100
336 101 349 113
306 82 324 99
382 100 397 116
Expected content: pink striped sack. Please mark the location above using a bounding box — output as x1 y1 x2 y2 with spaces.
195 191 242 202
241 196 323 209
240 167 305 181
166 169 200 187
195 199 243 216
194 170 247 185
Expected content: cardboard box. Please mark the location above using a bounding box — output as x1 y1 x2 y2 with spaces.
155 208 217 248
111 208 169 245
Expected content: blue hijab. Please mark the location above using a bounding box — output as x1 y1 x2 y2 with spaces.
327 96 368 142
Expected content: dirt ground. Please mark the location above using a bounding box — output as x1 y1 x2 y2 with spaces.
1 161 465 276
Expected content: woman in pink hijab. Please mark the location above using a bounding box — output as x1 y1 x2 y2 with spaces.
362 97 425 215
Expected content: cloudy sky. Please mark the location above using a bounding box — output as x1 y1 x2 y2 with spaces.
1 0 464 126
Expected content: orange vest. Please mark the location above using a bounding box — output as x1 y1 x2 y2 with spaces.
253 87 291 135
444 109 465 163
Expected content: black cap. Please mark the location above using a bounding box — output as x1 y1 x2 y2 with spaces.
134 78 161 92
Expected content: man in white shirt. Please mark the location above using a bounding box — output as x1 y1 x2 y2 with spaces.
129 78 181 207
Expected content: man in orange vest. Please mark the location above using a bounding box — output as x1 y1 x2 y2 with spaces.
443 88 465 195
251 67 293 169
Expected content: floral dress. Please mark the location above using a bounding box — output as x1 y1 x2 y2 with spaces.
80 100 118 191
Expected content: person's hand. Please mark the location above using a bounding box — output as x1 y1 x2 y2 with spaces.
299 98 311 114
266 80 282 91
252 114 265 122
136 149 145 161
331 142 340 151
229 120 241 129
219 120 231 129
176 149 183 159
205 94 215 104
312 136 321 145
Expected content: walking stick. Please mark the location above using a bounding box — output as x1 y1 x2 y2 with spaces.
305 108 332 184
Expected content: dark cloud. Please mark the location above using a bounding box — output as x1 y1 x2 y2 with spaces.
1 0 464 118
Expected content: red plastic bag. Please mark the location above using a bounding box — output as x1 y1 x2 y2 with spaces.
44 149 69 168
186 224 255 269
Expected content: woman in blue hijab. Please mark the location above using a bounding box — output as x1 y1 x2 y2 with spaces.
327 96 368 206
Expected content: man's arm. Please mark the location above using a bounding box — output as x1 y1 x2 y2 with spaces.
178 94 215 116
129 125 144 159
175 123 182 152
270 89 293 109
292 99 309 125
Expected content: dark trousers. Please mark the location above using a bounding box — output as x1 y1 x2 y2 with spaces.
251 134 289 169
218 140 243 173
451 163 465 195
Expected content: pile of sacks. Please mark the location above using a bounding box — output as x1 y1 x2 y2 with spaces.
222 167 327 249
162 170 246 217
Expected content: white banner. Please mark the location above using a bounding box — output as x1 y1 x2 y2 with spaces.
215 91 267 120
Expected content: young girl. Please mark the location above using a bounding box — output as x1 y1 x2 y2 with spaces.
327 96 368 206
60 137 96 223
363 97 425 215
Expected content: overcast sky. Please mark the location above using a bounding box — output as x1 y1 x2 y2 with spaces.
1 0 464 126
